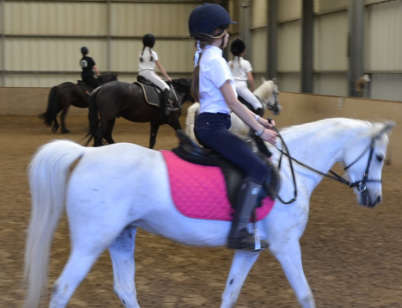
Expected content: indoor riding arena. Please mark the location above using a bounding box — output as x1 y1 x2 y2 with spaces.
1 1 402 308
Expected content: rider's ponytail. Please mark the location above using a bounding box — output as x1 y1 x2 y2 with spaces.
191 41 207 102
139 46 154 63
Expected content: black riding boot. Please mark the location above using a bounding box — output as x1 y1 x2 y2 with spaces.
227 178 269 251
160 89 170 118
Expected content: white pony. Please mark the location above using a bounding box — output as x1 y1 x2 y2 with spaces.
24 118 393 308
185 79 280 143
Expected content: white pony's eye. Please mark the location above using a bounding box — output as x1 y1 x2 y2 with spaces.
376 154 384 162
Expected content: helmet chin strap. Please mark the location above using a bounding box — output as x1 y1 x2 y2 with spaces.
210 31 227 50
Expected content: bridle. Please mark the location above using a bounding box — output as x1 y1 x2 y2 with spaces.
255 127 383 205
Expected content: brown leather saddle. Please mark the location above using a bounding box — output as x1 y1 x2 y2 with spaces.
135 76 179 110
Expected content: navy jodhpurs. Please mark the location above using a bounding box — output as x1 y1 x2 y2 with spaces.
194 112 269 184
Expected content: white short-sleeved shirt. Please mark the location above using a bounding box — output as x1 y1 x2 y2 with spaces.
199 45 237 114
229 56 252 87
138 47 159 72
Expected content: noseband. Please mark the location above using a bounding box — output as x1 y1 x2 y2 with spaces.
344 138 382 193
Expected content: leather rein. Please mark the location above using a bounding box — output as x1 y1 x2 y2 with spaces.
254 127 382 205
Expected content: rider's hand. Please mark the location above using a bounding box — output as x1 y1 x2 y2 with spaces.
261 118 275 128
260 128 277 145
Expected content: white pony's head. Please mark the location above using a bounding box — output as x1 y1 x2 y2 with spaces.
254 78 281 115
343 121 395 207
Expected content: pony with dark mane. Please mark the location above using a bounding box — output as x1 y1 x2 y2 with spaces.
40 72 118 133
86 78 193 148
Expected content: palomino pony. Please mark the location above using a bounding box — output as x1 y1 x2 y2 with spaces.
24 118 393 308
185 79 280 143
40 72 117 133
86 78 193 148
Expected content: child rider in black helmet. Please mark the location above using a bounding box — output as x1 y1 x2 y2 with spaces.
189 3 278 251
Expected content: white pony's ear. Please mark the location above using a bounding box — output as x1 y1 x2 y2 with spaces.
373 121 395 139
261 76 266 84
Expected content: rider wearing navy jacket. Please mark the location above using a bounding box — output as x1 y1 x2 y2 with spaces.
189 4 277 251
80 46 99 89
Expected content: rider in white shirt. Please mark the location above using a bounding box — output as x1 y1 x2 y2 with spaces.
138 33 172 118
189 3 277 251
229 39 263 115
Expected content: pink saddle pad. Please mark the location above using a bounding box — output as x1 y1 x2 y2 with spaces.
161 150 275 221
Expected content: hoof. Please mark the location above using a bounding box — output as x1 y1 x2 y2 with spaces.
61 129 70 134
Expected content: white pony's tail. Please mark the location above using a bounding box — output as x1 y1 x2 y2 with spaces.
185 102 200 144
24 140 87 308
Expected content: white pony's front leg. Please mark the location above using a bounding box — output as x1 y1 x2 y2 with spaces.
220 250 260 308
270 240 315 308
109 227 140 308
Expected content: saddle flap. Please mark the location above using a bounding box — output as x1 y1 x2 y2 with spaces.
172 130 279 207
172 131 245 206
161 150 275 221
134 80 161 107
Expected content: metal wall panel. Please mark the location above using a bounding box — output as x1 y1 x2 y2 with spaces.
4 73 77 87
365 0 386 5
110 3 196 37
5 2 107 36
5 38 107 71
278 73 301 92
314 11 348 71
251 28 267 73
313 73 348 96
110 39 194 72
0 40 2 70
4 71 192 87
371 74 402 101
278 21 301 72
366 0 402 71
252 0 267 28
278 0 301 22
314 0 348 14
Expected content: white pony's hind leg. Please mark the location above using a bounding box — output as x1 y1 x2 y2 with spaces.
49 248 103 308
270 240 316 308
220 250 260 308
109 227 140 308
49 206 130 307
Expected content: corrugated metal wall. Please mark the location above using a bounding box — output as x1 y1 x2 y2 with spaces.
241 0 402 100
0 0 4 84
1 0 401 101
277 0 301 92
365 0 402 100
4 2 108 36
313 11 348 96
250 0 267 76
1 0 202 87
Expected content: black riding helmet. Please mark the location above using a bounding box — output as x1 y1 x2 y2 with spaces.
81 46 88 55
230 39 246 56
142 33 155 48
188 3 235 40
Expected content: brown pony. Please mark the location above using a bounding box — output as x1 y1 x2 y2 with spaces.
86 78 193 148
40 72 117 133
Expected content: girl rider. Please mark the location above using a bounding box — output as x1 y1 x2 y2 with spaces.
229 39 264 116
138 33 173 118
189 4 278 251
